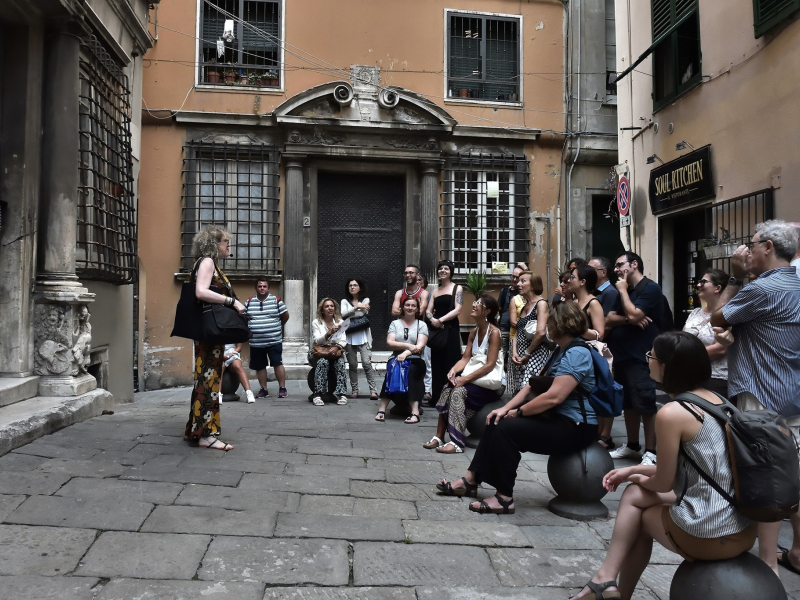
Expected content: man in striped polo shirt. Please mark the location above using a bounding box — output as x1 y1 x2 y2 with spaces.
246 279 290 398
711 219 800 577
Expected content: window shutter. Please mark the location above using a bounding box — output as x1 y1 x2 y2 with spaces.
652 0 673 38
753 0 800 37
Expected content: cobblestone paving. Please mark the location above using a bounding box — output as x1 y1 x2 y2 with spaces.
1 379 798 599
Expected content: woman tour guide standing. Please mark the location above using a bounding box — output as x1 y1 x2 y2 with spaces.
184 225 245 451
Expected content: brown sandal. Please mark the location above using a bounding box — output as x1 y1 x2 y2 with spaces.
436 477 478 497
469 494 515 514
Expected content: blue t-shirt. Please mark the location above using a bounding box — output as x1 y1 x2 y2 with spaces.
547 345 597 425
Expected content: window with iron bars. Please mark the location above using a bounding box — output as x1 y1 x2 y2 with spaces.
77 35 137 284
440 154 530 274
181 141 280 276
199 0 281 88
447 12 521 103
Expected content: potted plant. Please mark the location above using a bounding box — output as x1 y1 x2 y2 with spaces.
247 72 261 86
206 66 222 84
265 70 279 86
224 67 237 84
458 88 469 98
463 271 488 301
239 70 248 85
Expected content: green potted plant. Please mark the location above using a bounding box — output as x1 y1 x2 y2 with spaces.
265 70 279 86
247 72 261 86
463 271 488 300
223 66 237 84
205 59 221 84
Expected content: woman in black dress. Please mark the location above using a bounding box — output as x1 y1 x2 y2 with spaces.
426 260 463 402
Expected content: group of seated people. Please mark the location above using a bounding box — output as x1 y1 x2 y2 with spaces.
436 302 755 600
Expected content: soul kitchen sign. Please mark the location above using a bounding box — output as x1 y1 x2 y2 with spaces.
648 145 715 214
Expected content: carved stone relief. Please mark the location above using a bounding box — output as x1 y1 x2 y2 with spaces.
287 129 345 146
385 137 439 151
33 303 92 377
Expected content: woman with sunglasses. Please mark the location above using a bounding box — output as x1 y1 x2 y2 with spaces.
682 268 729 398
569 332 755 600
423 294 503 453
376 296 429 423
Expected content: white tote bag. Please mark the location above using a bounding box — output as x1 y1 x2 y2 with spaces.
461 352 505 391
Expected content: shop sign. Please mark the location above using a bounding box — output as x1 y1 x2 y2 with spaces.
648 145 715 214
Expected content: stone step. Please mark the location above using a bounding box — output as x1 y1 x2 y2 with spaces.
0 389 115 457
248 351 394 381
0 376 40 408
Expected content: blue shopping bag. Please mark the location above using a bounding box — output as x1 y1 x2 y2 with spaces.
385 356 410 394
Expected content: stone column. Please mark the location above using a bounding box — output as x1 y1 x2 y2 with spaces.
420 161 442 283
281 156 308 365
34 27 97 397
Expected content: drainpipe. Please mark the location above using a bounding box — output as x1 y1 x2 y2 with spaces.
536 216 552 295
557 0 570 272
566 0 582 262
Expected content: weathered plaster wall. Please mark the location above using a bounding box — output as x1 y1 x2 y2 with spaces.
616 0 800 274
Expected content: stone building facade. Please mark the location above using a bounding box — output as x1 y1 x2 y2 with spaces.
614 0 800 326
0 0 149 428
138 0 615 389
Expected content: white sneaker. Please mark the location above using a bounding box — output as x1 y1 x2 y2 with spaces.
245 390 256 404
609 445 643 460
640 451 657 466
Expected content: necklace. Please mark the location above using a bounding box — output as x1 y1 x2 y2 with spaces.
404 283 421 296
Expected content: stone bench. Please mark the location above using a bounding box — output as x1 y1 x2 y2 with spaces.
547 442 614 521
464 399 506 448
670 551 786 599
220 369 241 402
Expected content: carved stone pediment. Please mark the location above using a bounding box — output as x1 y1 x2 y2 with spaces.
274 81 456 133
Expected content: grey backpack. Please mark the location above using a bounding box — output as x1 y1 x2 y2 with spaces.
676 392 800 522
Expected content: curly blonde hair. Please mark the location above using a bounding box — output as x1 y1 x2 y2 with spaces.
192 225 231 260
316 297 341 322
547 301 588 339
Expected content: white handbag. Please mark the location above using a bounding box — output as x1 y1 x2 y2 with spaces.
587 339 614 372
461 352 505 391
524 320 537 340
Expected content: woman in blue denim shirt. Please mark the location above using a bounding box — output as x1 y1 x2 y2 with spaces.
434 301 597 514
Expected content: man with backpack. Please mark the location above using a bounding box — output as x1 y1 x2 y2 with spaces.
246 279 290 398
711 219 800 576
604 252 666 466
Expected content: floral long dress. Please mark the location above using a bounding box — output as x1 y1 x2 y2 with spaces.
184 261 230 441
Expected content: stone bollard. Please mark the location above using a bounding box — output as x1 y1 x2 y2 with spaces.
670 551 786 600
465 399 506 448
221 369 241 402
547 442 614 520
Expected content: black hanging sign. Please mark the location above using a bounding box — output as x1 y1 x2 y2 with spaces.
648 145 715 214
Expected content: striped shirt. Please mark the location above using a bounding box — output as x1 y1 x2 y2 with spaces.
671 405 751 537
245 294 287 347
722 266 800 417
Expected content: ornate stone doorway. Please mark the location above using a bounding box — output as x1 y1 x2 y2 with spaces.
316 172 404 351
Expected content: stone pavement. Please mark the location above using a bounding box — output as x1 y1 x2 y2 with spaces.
1 377 798 599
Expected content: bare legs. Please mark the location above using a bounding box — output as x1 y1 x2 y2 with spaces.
226 360 251 392
758 511 800 576
569 484 677 600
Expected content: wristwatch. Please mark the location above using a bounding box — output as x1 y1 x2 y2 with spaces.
516 407 523 418
729 277 744 286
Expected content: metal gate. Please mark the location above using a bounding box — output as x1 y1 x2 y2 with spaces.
317 172 404 351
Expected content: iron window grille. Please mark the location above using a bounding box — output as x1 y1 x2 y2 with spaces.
440 154 530 274
199 0 281 88
447 12 520 103
651 0 701 111
703 189 774 276
181 141 281 276
77 35 137 284
605 0 618 97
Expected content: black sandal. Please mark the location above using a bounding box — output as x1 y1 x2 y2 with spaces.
404 414 420 424
575 580 621 600
597 435 616 450
375 411 385 422
469 493 515 514
435 477 478 497
778 548 800 576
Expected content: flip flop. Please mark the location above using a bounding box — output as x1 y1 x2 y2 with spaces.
375 411 385 422
778 549 800 576
435 441 464 454
199 438 234 451
404 414 420 424
423 436 443 449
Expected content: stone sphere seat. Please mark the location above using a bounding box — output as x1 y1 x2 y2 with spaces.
670 551 786 600
221 369 241 402
464 399 506 448
546 441 614 520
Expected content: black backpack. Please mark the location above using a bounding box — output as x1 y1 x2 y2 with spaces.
675 392 800 522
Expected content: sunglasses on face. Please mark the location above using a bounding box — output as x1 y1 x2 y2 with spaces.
472 300 484 307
